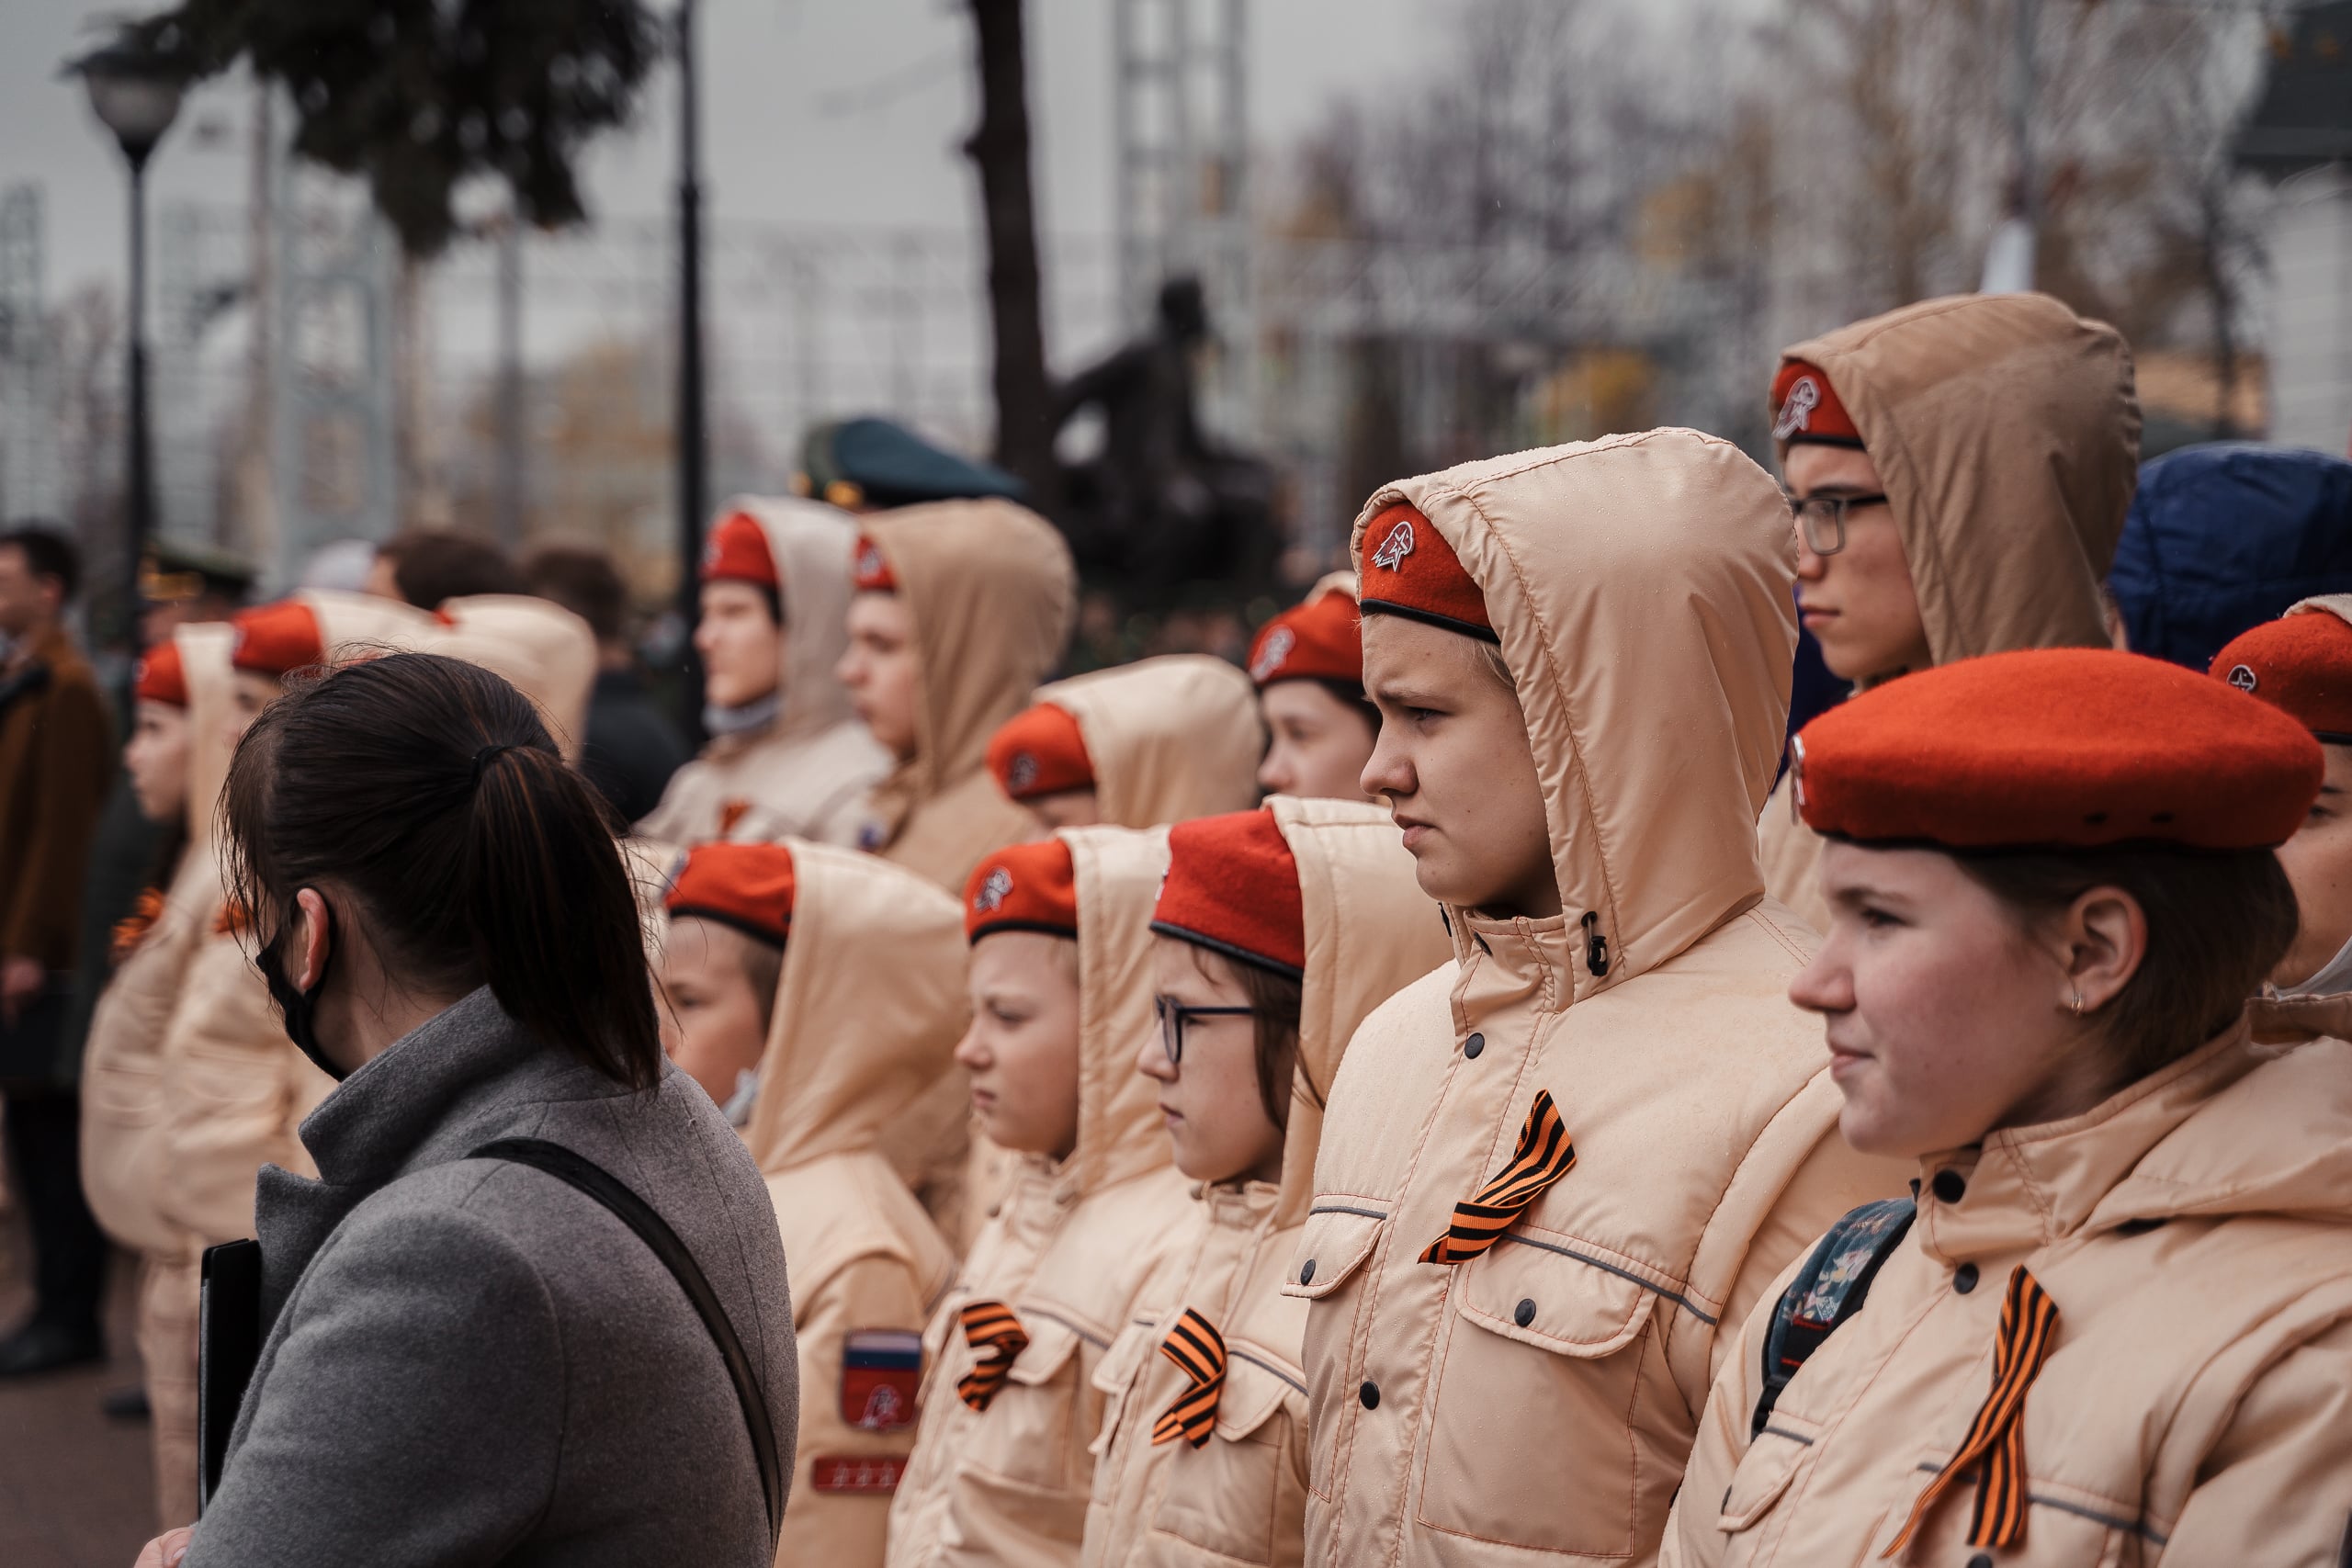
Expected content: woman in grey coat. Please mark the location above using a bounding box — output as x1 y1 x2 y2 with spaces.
135 651 797 1568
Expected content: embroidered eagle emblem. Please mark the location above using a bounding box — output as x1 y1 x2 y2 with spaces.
974 866 1014 914
1007 752 1039 794
1250 626 1295 682
1371 518 1416 572
2226 664 2257 693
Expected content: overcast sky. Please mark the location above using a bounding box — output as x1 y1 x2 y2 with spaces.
5 0 1434 302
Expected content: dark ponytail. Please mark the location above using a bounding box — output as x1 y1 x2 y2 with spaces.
220 652 662 1090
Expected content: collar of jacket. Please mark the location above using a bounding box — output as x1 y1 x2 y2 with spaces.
1453 909 1578 1022
1200 1179 1280 1232
1910 1023 2264 1266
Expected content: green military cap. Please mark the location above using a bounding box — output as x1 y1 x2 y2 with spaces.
795 417 1027 512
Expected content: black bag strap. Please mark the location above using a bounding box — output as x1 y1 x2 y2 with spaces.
1751 1195 1916 1438
470 1137 782 1542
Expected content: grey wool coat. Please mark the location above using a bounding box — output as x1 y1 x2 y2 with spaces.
183 987 798 1568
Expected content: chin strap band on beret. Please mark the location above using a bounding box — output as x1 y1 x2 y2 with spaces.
1419 1089 1577 1265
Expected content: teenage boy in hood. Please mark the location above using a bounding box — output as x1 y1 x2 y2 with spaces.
637 498 892 849
985 654 1262 833
1290 432 1903 1568
1759 292 2141 932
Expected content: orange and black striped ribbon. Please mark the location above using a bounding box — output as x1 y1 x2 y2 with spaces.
111 886 165 964
1883 1267 2061 1557
1150 1309 1227 1449
955 1300 1030 1413
1419 1089 1577 1265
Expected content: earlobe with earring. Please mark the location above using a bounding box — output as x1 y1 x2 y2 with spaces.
2068 987 2085 1017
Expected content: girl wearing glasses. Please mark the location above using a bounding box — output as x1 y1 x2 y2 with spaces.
889 830 1194 1568
1757 292 2141 936
1081 800 1447 1568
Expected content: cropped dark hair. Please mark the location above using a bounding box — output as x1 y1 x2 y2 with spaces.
220 651 662 1090
0 525 81 602
522 543 628 645
1185 943 1305 1131
378 529 524 609
1956 843 2299 1081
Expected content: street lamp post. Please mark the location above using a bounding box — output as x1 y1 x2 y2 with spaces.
67 38 184 646
674 0 708 739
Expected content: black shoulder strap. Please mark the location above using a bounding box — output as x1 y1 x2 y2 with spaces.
470 1137 782 1543
1751 1195 1916 1438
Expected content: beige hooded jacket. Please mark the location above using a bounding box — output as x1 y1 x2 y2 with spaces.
1662 1029 2352 1567
79 623 237 1259
857 499 1077 894
887 825 1196 1568
1081 796 1451 1568
638 497 894 849
1030 656 1264 829
1292 432 1906 1568
1758 293 2141 931
427 593 597 762
732 840 965 1568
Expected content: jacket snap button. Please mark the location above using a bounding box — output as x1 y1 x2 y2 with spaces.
1464 1032 1484 1059
1931 1168 1967 1204
1966 1556 1994 1568
1299 1259 1317 1285
1359 1380 1380 1410
1513 1298 1535 1327
1953 1262 1980 1295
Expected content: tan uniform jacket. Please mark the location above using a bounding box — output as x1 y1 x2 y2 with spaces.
1758 293 2141 931
1082 798 1450 1568
730 840 967 1567
637 496 893 849
888 826 1196 1568
1032 656 1264 829
1662 1028 2352 1567
854 500 1078 1247
1293 434 1907 1568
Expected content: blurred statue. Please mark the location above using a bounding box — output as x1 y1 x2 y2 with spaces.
1053 277 1276 610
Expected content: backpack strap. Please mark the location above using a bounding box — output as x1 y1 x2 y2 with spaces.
470 1137 783 1544
1751 1195 1916 1438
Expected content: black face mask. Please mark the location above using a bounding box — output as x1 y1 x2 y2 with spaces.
255 896 345 1082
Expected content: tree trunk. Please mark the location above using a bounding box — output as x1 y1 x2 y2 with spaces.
964 0 1059 513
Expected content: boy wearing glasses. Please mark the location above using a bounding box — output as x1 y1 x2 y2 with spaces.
1760 292 2140 931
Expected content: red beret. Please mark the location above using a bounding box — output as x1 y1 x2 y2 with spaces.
987 703 1093 800
664 842 795 948
1152 808 1306 978
853 535 899 593
134 639 188 707
1250 588 1363 689
2210 611 2352 741
700 511 780 590
1770 360 1864 447
966 838 1079 943
1357 502 1495 642
1793 648 2323 851
230 601 325 678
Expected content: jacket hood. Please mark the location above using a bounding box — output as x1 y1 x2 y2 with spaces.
863 499 1076 832
1351 429 1797 997
427 594 597 762
739 840 968 1171
1032 654 1263 828
178 621 239 849
1781 292 2140 674
2109 443 2352 671
722 493 866 740
1062 823 1178 1196
1267 795 1451 1226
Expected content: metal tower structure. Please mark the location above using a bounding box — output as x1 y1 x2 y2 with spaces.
0 186 56 522
266 110 398 589
1113 0 1252 425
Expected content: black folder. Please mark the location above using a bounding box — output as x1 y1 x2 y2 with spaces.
196 1238 263 1514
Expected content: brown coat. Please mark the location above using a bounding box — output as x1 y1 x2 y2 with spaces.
1081 797 1450 1568
1293 432 1906 1568
732 840 966 1568
887 825 1196 1568
636 496 894 849
1662 1029 2352 1567
0 624 111 971
1758 293 2141 931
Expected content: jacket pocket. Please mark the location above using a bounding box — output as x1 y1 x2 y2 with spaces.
1280 1203 1385 1301
1149 1347 1310 1567
1282 1203 1386 1506
1414 1230 1668 1558
1714 1413 1816 1533
974 1307 1088 1493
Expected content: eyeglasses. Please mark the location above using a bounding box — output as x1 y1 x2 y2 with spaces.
1154 995 1261 1066
1786 491 1889 558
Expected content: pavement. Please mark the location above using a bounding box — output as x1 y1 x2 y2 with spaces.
0 1229 156 1568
